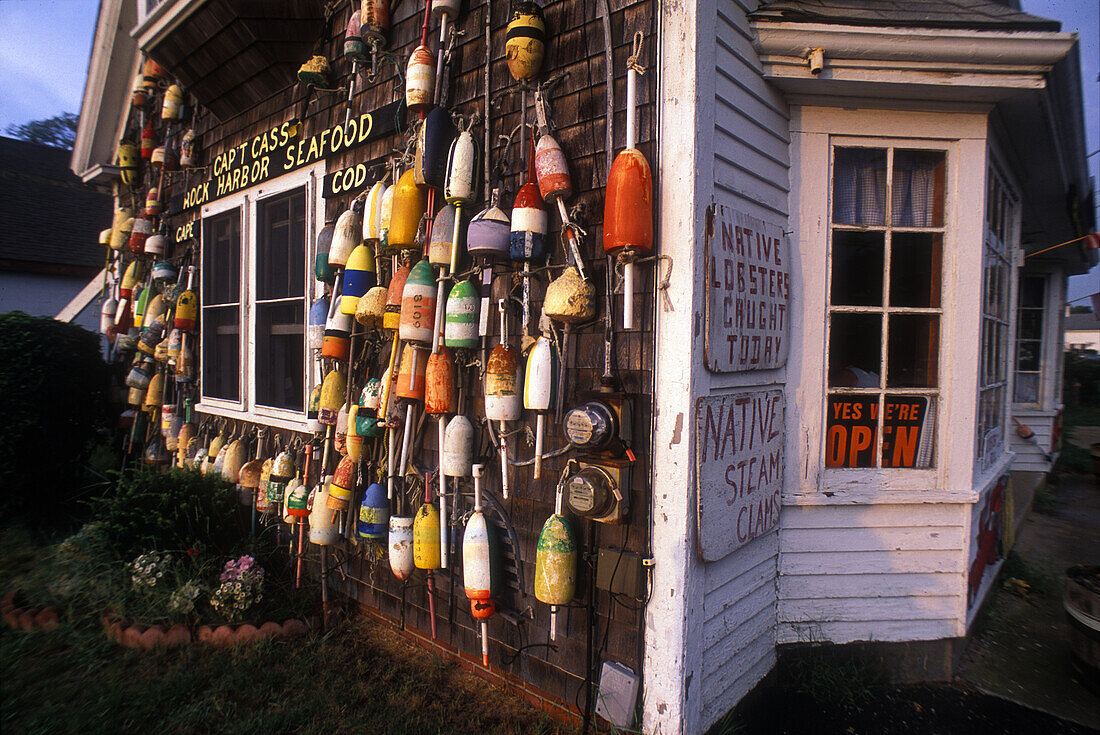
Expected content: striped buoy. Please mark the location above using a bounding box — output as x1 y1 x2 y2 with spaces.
398 259 436 346
162 84 183 120
510 140 547 262
340 244 377 314
344 10 366 61
505 2 546 82
315 221 336 283
466 189 510 259
117 142 140 186
308 296 329 350
382 263 410 331
405 44 436 115
326 455 355 512
307 383 323 433
358 482 389 540
443 279 479 349
321 309 353 360
396 343 427 401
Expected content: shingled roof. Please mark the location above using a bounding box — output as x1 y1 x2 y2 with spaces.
750 0 1062 32
0 136 111 275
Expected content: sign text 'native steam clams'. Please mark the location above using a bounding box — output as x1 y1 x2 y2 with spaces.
696 390 785 561
705 206 790 372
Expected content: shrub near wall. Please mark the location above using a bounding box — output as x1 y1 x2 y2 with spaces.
0 312 111 527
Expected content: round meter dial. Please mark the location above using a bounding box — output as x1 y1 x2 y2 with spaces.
562 401 617 450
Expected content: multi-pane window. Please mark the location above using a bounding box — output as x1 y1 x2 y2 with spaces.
202 210 241 402
1013 276 1045 405
824 146 944 469
199 173 315 419
976 165 1017 472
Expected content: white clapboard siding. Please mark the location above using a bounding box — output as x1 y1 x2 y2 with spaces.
779 503 968 645
1009 412 1055 472
698 1 792 728
713 2 791 218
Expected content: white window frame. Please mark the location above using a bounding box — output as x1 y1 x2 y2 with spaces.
196 164 323 432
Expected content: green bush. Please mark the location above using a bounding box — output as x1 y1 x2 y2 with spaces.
1064 351 1100 406
0 311 113 527
88 467 244 560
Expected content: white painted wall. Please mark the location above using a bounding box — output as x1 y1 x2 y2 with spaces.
0 272 102 336
647 0 791 732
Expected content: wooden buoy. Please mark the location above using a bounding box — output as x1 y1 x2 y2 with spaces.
535 482 577 640
413 501 441 569
387 170 425 253
358 482 389 541
398 259 436 346
117 142 140 186
428 204 457 268
162 84 183 120
128 213 154 255
510 138 547 262
319 369 347 426
485 305 521 497
405 44 436 115
179 128 199 168
388 515 415 580
426 346 457 567
415 106 456 190
321 309 353 360
344 10 366 61
466 188 510 260
383 263 410 331
174 266 197 331
505 2 546 82
140 120 156 160
442 414 474 478
444 279 479 349
308 296 329 350
604 33 653 330
309 481 341 545
363 181 388 244
543 266 596 323
465 464 500 665
326 455 355 512
307 383 323 433
315 221 336 283
141 58 166 91
523 334 557 478
340 244 377 315
354 285 387 328
109 208 132 251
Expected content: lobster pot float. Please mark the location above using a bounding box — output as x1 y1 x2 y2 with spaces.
362 181 388 243
485 344 522 422
255 458 273 512
415 107 456 189
357 482 389 540
466 189 511 259
141 58 166 91
167 329 182 360
309 483 341 545
330 203 363 269
223 440 248 483
145 234 166 257
286 481 310 519
413 502 441 569
141 122 156 160
117 143 140 186
505 3 546 82
109 208 132 251
386 170 425 254
378 185 396 252
344 10 366 61
174 290 197 331
535 512 577 605
319 369 347 426
179 129 199 168
361 378 382 411
308 296 330 350
428 204 457 268
444 130 478 205
382 263 410 331
463 512 497 608
152 261 176 283
321 309 353 360
315 221 336 283
327 455 356 511
307 383 323 432
535 131 571 203
442 414 474 477
128 214 154 255
151 145 177 171
361 0 390 47
524 335 558 476
132 82 147 109
398 260 436 346
126 356 155 389
389 516 415 580
340 244 377 314
396 344 428 401
355 285 387 328
346 405 364 461
544 266 596 323
145 187 161 216
425 348 457 415
100 296 117 334
269 451 296 504
510 142 547 261
142 371 164 411
444 280 479 349
162 84 183 120
297 55 332 89
405 45 436 115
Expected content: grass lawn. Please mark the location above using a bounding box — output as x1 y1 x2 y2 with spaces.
1 614 567 735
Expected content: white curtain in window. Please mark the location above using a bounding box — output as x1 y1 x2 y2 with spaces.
834 150 886 226
892 156 936 227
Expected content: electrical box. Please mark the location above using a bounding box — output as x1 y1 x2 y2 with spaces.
596 548 646 601
595 660 640 728
564 458 631 524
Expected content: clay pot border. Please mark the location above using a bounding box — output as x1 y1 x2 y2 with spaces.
2 590 60 633
101 610 312 650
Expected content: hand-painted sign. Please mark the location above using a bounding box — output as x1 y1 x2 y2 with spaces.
968 474 1006 608
696 390 784 561
704 206 790 372
180 101 400 211
174 218 197 243
322 157 386 199
824 395 935 468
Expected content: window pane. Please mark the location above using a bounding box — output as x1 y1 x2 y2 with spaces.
829 313 882 387
256 301 304 411
890 233 942 308
1014 373 1040 404
257 188 306 301
1019 276 1044 309
1018 311 1043 341
882 395 935 468
201 305 240 401
886 314 939 388
833 148 886 226
1016 340 1041 371
891 150 945 227
825 394 878 467
202 210 240 305
831 231 884 306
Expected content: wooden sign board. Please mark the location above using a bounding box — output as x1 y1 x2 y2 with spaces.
695 390 784 562
704 206 790 372
322 156 386 199
179 101 400 211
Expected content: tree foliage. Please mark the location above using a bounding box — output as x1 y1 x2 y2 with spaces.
5 112 79 149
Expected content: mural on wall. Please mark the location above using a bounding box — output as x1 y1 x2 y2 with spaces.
704 205 790 372
696 389 785 561
968 474 1007 608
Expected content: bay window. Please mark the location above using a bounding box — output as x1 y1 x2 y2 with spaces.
198 166 320 427
824 145 943 469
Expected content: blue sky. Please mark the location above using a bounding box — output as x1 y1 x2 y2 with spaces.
0 0 1096 296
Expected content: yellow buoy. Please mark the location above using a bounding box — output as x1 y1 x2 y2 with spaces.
413 502 441 570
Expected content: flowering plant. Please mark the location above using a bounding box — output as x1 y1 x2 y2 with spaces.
210 555 264 621
130 551 171 591
167 580 203 615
